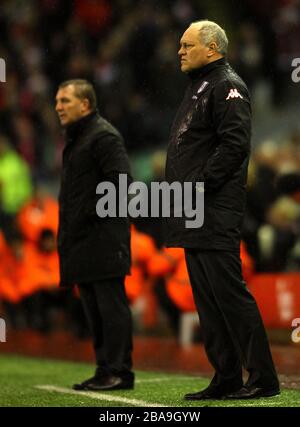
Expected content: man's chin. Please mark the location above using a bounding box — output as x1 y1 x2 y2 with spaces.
180 64 190 73
59 118 70 127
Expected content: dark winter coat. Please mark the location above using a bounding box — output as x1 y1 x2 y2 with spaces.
165 58 251 251
58 112 131 286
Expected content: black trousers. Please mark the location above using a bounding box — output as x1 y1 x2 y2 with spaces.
185 249 279 391
78 277 133 381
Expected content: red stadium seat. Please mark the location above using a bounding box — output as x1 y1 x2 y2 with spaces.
248 273 300 328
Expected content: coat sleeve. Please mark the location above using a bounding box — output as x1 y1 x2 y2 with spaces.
197 79 251 192
92 131 133 186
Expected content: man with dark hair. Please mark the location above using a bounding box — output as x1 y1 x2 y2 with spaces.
58 79 97 113
165 21 280 400
55 80 134 391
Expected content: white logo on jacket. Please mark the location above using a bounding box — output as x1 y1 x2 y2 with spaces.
197 81 209 94
226 88 243 100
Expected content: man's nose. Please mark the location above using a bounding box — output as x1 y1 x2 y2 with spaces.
178 46 184 56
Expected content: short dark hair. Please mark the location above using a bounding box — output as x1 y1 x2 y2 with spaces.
59 79 97 111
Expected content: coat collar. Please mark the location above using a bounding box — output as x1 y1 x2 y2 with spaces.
188 57 227 81
64 110 98 140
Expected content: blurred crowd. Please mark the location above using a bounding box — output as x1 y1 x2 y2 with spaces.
1 0 300 338
244 130 300 273
1 0 299 178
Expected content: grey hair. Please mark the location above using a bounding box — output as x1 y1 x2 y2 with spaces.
190 20 228 56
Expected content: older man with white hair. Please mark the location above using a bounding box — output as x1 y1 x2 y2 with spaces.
165 20 280 400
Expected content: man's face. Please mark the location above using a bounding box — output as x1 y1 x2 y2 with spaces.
178 25 212 73
55 85 89 127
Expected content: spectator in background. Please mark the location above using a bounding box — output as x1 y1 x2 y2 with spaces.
125 224 157 304
18 228 61 332
125 224 158 330
0 134 32 234
75 0 112 38
231 22 264 93
242 141 279 264
0 230 26 328
257 197 299 272
148 247 193 335
17 185 58 244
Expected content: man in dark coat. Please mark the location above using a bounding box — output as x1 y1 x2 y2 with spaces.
55 79 134 391
165 21 280 400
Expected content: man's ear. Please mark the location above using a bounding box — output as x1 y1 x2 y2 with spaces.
207 42 218 57
82 98 90 112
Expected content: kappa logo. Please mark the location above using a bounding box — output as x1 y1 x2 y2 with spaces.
226 88 243 100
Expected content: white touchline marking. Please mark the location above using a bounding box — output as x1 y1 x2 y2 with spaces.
237 397 282 407
35 385 169 407
136 376 197 383
240 402 281 407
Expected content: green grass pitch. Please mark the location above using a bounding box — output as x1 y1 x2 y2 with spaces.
0 354 299 407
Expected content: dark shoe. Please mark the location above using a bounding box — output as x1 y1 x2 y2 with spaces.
73 376 98 390
184 386 226 400
73 375 134 391
184 378 243 401
226 386 280 399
